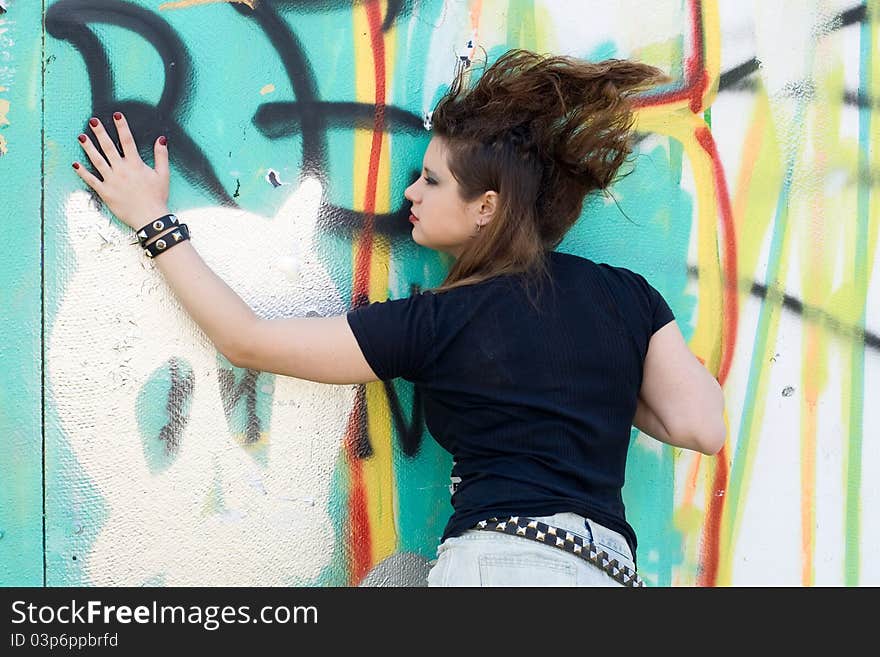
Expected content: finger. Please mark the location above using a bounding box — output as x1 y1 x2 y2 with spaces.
86 116 123 165
154 135 169 180
77 132 112 179
111 111 139 160
71 161 105 194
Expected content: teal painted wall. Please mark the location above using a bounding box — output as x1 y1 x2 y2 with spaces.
1 0 43 587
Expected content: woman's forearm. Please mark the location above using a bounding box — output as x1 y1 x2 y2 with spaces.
149 232 256 359
632 396 672 442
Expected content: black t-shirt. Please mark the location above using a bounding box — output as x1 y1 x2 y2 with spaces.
346 250 675 561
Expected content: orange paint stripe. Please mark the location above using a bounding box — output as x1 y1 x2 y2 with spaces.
801 329 819 586
682 453 702 509
470 0 483 34
731 107 767 243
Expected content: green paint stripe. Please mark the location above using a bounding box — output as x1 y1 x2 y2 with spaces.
724 103 809 558
507 0 536 49
846 3 874 586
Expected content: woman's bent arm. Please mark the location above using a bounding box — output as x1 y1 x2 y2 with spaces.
632 396 672 443
638 321 727 456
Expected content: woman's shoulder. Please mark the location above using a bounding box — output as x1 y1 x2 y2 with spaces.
549 252 659 298
551 251 639 279
547 249 606 275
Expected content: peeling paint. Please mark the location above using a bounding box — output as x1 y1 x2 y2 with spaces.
259 83 275 95
266 169 288 187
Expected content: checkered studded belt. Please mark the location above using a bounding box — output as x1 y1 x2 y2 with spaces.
472 516 646 587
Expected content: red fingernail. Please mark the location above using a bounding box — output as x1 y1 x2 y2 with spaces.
78 134 87 143
72 162 80 170
113 112 122 120
89 118 98 127
159 136 167 146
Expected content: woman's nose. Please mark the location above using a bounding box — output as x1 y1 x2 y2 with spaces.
404 180 418 203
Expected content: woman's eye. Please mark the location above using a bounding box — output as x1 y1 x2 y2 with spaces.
423 176 436 185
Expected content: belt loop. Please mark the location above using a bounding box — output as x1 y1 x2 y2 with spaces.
582 518 594 543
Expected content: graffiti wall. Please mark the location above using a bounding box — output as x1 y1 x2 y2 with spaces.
1 0 876 586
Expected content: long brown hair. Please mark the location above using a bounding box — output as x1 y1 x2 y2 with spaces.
425 48 669 308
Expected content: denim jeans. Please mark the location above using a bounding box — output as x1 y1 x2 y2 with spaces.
426 512 637 587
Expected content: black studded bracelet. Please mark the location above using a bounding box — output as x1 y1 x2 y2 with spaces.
143 223 190 259
135 213 180 247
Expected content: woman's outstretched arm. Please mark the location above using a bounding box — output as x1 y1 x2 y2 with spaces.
152 240 379 383
72 112 379 385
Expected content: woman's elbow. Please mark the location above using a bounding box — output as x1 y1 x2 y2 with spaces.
698 388 727 455
698 422 727 455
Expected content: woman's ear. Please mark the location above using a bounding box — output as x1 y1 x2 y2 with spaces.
480 190 498 222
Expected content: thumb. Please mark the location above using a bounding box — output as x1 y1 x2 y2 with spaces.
154 135 169 179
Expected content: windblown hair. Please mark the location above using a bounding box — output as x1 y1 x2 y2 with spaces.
425 48 670 307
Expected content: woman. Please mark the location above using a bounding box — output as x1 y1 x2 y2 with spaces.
71 49 726 587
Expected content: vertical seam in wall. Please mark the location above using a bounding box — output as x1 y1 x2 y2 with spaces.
40 0 46 587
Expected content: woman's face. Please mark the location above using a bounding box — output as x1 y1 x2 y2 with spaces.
404 136 493 258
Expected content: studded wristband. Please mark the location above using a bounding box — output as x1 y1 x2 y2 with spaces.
135 213 180 247
143 223 190 259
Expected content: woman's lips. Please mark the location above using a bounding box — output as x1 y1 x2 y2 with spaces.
409 214 419 223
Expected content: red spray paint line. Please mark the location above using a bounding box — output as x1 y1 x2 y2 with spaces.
346 0 388 586
344 386 372 584
631 0 709 114
631 0 736 586
692 125 737 587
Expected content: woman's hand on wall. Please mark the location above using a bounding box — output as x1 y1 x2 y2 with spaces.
72 113 171 230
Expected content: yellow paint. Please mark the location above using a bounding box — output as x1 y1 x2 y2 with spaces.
636 37 684 75
532 4 554 52
637 97 728 585
731 93 780 304
638 109 724 373
699 0 721 109
672 502 703 586
0 134 6 156
796 51 847 587
159 0 255 11
0 98 9 127
636 101 729 581
674 448 708 586
259 84 275 95
352 2 398 569
715 65 860 584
